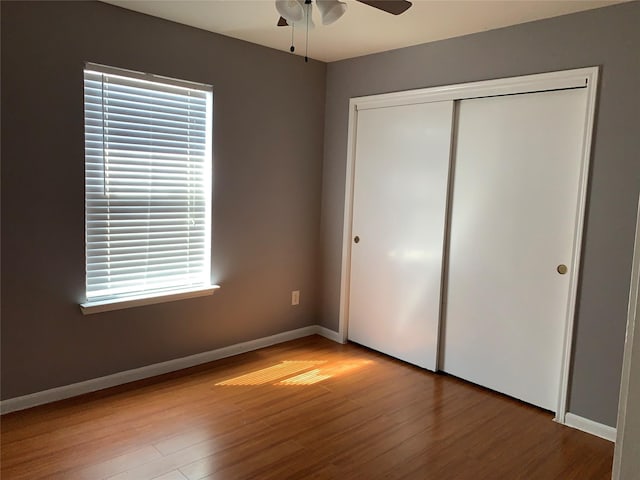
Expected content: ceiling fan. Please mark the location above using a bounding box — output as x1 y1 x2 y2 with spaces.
276 0 412 28
276 0 412 60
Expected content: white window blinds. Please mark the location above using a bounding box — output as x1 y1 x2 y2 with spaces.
84 64 213 303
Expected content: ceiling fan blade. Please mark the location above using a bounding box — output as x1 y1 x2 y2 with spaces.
356 0 412 15
277 16 289 26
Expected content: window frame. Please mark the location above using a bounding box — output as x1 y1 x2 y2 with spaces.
80 63 218 315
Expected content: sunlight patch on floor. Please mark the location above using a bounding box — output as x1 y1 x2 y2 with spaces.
215 359 373 386
215 361 326 386
275 369 331 385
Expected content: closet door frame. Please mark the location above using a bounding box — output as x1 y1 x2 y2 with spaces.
338 67 599 424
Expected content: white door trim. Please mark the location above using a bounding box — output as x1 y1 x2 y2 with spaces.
338 67 599 420
554 68 600 424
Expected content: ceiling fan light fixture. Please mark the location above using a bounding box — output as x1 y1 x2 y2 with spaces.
276 0 305 23
316 0 347 25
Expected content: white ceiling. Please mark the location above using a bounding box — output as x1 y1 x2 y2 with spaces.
102 0 626 62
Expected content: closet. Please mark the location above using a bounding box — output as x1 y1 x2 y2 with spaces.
340 68 598 416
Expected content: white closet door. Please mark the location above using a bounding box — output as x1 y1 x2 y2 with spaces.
348 101 453 371
442 88 588 410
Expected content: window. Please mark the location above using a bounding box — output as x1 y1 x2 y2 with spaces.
81 63 216 314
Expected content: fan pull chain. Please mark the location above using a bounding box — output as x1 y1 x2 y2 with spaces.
305 0 310 62
290 24 295 53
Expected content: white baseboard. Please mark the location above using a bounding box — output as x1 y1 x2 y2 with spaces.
0 325 340 415
316 325 343 343
563 412 617 442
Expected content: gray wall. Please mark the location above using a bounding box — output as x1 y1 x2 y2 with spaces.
1 1 326 399
319 1 640 427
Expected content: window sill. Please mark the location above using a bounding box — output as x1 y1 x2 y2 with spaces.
80 285 220 315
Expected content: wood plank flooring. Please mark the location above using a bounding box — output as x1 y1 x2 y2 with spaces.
1 335 614 479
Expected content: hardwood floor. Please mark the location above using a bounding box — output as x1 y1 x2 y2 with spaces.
1 335 613 479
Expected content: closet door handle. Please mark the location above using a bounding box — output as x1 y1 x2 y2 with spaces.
557 264 568 274
354 236 360 244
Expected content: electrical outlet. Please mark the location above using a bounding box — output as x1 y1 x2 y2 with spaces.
291 290 300 306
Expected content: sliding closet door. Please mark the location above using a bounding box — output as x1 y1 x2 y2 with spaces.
348 100 453 371
442 88 588 410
